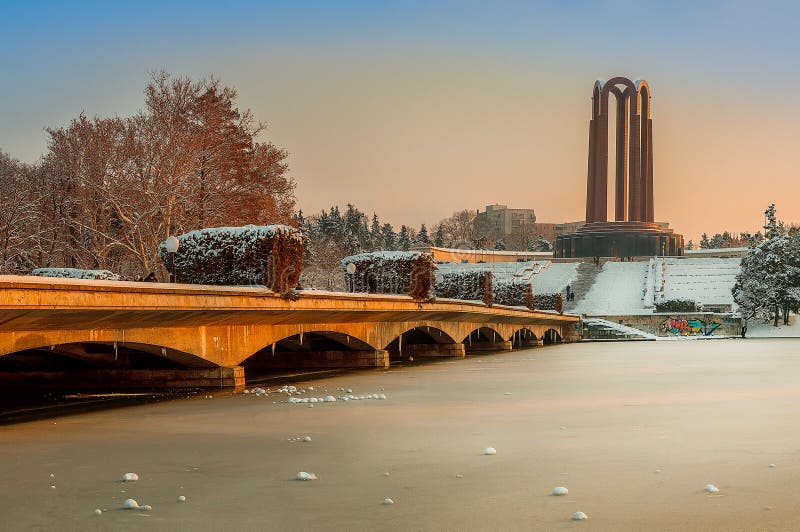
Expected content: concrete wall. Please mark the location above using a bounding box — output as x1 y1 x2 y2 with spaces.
597 313 741 337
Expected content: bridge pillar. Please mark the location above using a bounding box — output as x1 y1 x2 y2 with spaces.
402 343 465 358
246 350 389 370
0 366 245 391
467 340 513 352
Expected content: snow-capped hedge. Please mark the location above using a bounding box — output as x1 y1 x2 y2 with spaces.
342 251 436 300
434 271 493 306
31 268 121 281
493 280 534 309
532 293 563 312
158 225 303 292
655 298 700 312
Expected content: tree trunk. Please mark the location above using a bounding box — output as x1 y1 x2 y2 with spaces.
774 304 779 327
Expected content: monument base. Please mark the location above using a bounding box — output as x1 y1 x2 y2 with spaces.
554 222 684 258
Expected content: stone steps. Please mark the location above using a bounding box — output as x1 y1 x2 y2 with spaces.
564 262 602 312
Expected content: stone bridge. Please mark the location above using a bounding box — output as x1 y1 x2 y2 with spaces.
0 276 580 389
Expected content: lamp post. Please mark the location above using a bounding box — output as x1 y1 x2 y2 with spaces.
165 236 179 283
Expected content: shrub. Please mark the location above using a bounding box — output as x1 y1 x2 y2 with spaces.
342 251 436 300
655 299 700 312
532 293 562 311
434 271 493 306
494 280 534 309
157 225 303 292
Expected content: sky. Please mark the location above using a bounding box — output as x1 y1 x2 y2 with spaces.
2 0 799 242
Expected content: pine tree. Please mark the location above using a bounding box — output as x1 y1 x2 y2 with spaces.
700 233 710 249
381 223 396 250
493 239 505 251
686 240 694 250
434 226 445 247
416 224 430 245
370 214 382 250
397 225 411 251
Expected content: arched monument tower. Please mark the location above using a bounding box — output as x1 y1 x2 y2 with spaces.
555 77 683 258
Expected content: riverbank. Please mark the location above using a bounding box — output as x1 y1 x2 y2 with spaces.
2 339 800 531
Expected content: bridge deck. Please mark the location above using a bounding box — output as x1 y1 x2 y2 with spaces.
0 276 577 331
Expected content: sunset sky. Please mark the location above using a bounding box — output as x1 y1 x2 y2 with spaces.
2 1 799 242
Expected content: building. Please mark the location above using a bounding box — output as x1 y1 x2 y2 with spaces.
534 221 585 243
476 204 536 242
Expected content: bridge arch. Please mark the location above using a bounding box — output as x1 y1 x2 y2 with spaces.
385 326 459 360
242 330 382 373
0 334 218 368
543 328 562 345
508 327 539 348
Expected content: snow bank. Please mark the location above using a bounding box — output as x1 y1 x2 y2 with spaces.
31 268 120 281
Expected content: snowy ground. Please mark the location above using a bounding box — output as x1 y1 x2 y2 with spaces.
572 262 650 315
530 262 579 295
746 315 800 337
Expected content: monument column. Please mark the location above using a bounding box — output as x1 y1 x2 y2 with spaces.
614 91 629 221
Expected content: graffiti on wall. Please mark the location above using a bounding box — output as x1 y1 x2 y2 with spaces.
659 317 721 336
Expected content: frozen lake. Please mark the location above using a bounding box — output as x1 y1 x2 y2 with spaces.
2 339 799 531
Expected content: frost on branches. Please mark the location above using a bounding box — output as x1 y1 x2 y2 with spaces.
31 268 121 281
341 251 436 300
158 225 303 292
733 205 800 326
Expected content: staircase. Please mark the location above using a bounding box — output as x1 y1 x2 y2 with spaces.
564 261 602 313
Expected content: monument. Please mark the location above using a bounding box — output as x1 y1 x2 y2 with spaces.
555 77 684 258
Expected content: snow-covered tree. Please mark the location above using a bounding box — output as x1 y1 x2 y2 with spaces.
433 225 445 247
699 233 710 249
397 225 411 251
381 223 396 250
734 205 800 326
416 224 430 245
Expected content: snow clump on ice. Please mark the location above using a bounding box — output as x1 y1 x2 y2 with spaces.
302 435 312 442
296 472 318 481
121 473 139 482
122 499 139 510
571 511 588 520
704 484 719 493
483 447 497 455
177 495 187 502
551 486 569 496
93 509 103 516
383 498 394 505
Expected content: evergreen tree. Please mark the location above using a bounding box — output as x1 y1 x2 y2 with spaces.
493 239 506 251
397 225 411 251
370 214 382 250
381 223 396 250
416 224 430 245
686 240 694 250
700 233 710 249
434 225 445 247
734 204 800 327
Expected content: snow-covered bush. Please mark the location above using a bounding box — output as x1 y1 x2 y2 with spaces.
342 251 436 299
532 293 562 311
655 298 700 312
434 271 493 306
494 280 533 309
31 268 121 281
158 225 303 292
